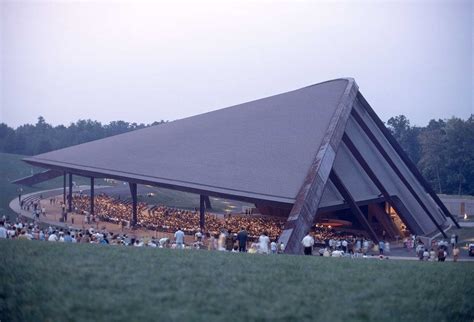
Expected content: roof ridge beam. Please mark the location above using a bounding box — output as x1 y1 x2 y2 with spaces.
280 79 359 254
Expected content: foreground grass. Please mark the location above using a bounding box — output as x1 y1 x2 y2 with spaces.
0 241 473 322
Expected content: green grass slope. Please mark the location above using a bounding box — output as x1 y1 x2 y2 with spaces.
0 152 73 217
1 241 473 322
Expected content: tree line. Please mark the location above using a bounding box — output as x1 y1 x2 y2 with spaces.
386 115 474 196
0 117 166 156
0 115 472 195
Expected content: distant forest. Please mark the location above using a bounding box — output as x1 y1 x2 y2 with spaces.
0 115 473 195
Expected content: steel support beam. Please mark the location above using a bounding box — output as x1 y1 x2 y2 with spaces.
357 93 460 228
199 195 206 230
368 203 398 240
342 133 419 235
68 173 73 212
129 182 138 227
279 79 359 254
63 172 66 205
351 109 447 238
329 170 379 243
90 177 95 215
204 196 212 210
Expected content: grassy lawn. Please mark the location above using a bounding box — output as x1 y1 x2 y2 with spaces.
1 241 473 322
0 152 83 217
0 152 95 218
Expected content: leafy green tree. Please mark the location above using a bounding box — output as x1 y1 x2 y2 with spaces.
387 115 422 165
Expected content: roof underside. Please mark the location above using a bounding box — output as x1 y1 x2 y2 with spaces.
24 79 352 204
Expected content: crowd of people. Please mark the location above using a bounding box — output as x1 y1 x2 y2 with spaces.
3 193 465 261
0 213 465 262
71 194 286 240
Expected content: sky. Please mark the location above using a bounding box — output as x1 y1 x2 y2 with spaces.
0 0 472 128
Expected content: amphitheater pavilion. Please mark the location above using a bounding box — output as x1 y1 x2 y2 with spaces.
13 78 459 254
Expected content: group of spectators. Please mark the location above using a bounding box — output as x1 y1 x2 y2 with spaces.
71 194 286 240
301 229 381 257
0 216 281 254
72 194 148 226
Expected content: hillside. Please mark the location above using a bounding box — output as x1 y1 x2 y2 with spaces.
0 152 78 216
1 240 473 322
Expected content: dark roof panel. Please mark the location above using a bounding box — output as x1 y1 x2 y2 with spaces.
24 79 352 203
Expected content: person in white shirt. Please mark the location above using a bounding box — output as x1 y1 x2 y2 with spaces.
0 221 7 239
159 237 170 248
217 231 226 251
332 250 343 257
48 231 58 242
174 228 185 249
258 232 270 254
195 230 203 242
342 240 348 252
270 241 278 254
279 242 285 253
301 232 315 255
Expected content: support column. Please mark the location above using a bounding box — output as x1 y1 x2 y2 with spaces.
369 203 398 239
90 177 95 215
199 195 206 231
358 96 460 229
129 183 138 227
342 133 418 235
68 173 73 212
204 196 212 210
63 172 66 205
330 169 379 243
351 111 448 238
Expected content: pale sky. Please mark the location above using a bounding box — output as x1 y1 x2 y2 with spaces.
1 0 472 128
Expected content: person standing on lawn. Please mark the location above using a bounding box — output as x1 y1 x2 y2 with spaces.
301 231 315 255
237 227 248 252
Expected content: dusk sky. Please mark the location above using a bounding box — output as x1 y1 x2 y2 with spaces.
1 0 472 128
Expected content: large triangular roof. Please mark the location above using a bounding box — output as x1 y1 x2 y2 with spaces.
24 79 353 204
21 78 458 254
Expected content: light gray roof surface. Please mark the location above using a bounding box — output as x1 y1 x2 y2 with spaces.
24 79 352 203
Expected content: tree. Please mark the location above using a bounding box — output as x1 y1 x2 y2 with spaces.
387 115 422 165
418 119 447 193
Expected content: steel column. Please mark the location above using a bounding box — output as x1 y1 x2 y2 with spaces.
368 203 398 239
342 133 420 235
329 170 379 243
199 195 206 230
68 173 73 212
204 196 212 210
129 183 138 227
63 172 66 205
357 94 460 228
90 177 95 215
351 110 448 238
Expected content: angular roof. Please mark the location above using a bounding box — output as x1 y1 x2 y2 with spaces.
24 79 353 204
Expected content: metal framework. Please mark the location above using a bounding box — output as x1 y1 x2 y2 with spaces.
199 195 206 230
129 183 138 227
351 109 448 238
90 177 95 215
329 170 379 242
68 173 73 212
